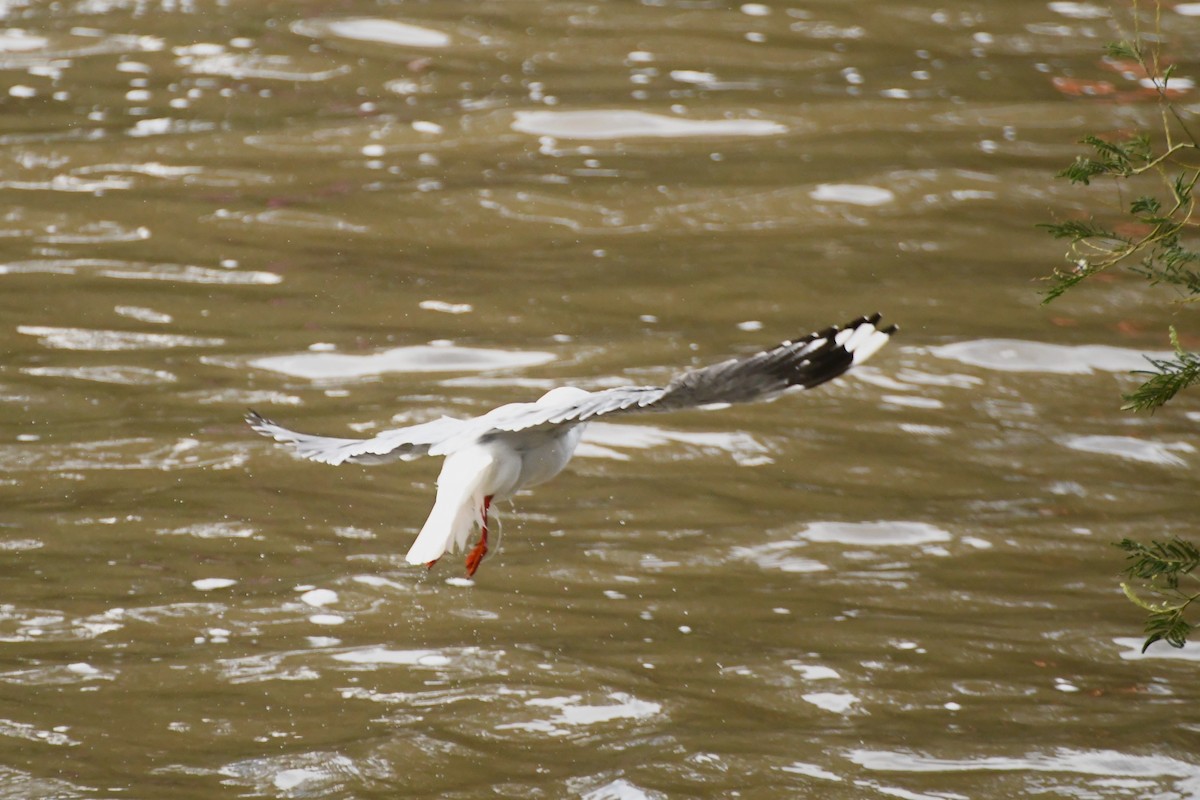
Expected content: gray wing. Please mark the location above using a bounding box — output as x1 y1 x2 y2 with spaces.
245 410 467 465
459 313 897 437
248 314 896 462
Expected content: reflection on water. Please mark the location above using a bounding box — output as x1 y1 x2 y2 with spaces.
3 0 1200 796
293 18 455 49
850 747 1200 783
495 691 662 735
1115 638 1200 662
932 339 1171 374
578 421 771 465
21 365 177 385
809 183 896 206
249 342 557 380
1063 435 1194 467
801 691 859 713
734 520 963 576
333 646 460 668
800 520 952 546
511 109 788 139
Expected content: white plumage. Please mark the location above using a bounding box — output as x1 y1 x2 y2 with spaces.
247 314 896 576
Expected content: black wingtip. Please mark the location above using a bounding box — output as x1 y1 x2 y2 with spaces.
861 312 898 336
245 409 270 429
852 313 897 336
800 313 895 346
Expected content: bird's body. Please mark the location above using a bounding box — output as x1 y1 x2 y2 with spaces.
247 314 896 576
407 394 589 570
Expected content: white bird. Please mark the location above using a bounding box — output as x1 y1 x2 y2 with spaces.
247 313 896 577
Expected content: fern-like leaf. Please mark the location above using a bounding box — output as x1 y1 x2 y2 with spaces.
1057 157 1110 185
1118 537 1200 585
1121 352 1200 412
1104 40 1139 60
1143 610 1192 651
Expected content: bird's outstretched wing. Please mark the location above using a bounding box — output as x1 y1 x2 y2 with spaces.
246 410 467 465
437 313 897 445
248 314 895 462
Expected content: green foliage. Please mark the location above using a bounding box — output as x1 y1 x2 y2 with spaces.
1040 219 1124 243
1043 2 1199 651
1104 40 1140 61
1129 195 1162 218
1118 538 1200 651
1041 21 1198 410
1056 135 1154 185
1129 234 1200 297
1119 537 1200 586
1121 327 1200 412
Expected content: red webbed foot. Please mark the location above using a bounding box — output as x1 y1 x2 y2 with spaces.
464 495 493 578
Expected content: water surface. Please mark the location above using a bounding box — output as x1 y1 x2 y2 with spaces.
2 1 1199 798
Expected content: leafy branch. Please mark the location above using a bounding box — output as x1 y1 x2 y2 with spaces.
1121 326 1200 412
1039 141 1199 304
1041 18 1200 302
1118 538 1200 650
1042 0 1199 651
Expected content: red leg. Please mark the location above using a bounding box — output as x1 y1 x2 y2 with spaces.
464 495 493 577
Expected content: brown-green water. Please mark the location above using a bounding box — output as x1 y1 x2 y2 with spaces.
2 1 1199 797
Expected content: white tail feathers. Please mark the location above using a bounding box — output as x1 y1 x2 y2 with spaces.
404 447 495 565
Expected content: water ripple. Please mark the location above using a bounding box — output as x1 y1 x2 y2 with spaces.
849 747 1200 781
36 220 150 244
17 326 224 351
0 437 248 473
578 421 771 466
0 766 91 798
578 777 666 800
0 604 123 643
0 28 162 68
0 717 80 747
495 691 662 737
333 646 464 669
179 51 351 82
1 258 282 285
220 752 365 797
20 366 177 385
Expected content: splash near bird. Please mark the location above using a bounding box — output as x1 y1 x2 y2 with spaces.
247 314 897 577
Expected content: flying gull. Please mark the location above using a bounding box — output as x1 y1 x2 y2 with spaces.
247 313 897 577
